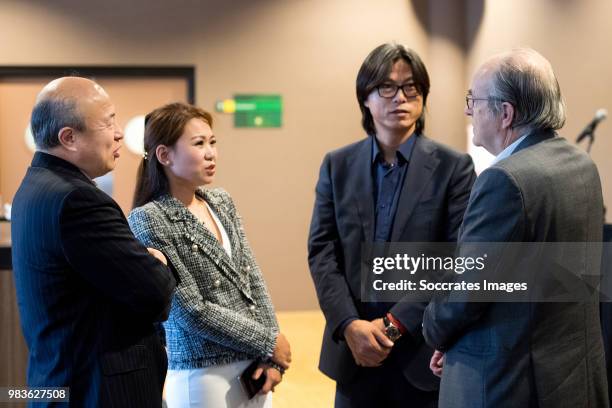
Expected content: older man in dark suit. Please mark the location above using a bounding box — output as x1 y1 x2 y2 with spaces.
308 43 476 407
11 77 176 407
423 48 609 407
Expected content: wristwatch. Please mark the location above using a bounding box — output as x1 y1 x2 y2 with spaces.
383 315 402 342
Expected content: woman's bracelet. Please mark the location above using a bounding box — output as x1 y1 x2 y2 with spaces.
265 360 286 375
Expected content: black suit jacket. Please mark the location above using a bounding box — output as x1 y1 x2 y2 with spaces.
308 135 475 389
11 152 176 407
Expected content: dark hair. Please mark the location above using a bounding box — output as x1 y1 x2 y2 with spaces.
488 48 566 132
356 43 430 136
30 96 86 149
132 102 213 208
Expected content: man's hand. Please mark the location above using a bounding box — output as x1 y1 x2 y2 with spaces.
253 363 283 394
344 319 393 367
430 350 444 377
271 332 292 370
147 247 167 266
371 317 385 332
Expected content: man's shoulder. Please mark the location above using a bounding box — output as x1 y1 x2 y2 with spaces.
14 165 93 208
486 135 598 196
497 136 588 175
475 165 517 188
418 134 471 162
326 137 369 161
321 133 474 169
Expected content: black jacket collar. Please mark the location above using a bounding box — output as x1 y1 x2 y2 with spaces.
31 151 96 186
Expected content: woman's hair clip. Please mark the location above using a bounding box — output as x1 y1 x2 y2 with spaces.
143 151 149 160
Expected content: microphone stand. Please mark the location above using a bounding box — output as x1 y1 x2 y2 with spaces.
576 128 596 154
585 132 595 154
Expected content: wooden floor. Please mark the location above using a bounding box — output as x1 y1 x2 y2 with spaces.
272 310 335 408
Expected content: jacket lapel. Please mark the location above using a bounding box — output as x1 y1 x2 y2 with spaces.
156 193 249 293
390 136 439 241
200 189 243 272
354 138 376 243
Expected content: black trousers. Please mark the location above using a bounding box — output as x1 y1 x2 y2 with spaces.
335 362 438 408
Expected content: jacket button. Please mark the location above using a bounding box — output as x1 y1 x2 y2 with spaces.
191 244 199 252
249 305 256 311
213 279 221 288
244 265 251 272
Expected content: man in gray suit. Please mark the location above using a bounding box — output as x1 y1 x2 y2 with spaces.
423 48 609 407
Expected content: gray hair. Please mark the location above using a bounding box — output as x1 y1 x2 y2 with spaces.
30 96 86 150
488 48 566 132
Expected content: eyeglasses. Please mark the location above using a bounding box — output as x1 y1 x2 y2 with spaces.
465 94 491 110
376 83 420 99
465 93 504 110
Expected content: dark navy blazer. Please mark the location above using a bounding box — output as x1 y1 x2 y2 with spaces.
11 152 176 407
308 134 476 390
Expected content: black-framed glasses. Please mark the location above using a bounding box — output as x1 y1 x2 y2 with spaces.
376 83 420 99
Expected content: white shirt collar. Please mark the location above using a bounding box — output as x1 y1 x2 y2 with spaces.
492 133 529 164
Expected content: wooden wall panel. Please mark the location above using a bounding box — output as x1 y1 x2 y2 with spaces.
0 267 28 408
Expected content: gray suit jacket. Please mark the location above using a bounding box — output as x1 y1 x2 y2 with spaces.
128 188 279 369
423 130 609 407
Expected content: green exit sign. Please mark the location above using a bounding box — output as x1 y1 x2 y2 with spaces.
216 94 282 128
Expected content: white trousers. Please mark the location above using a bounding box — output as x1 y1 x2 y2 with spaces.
165 360 273 408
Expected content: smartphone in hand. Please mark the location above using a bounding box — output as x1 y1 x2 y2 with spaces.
239 360 266 399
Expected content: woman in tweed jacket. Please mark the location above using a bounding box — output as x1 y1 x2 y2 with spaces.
128 102 291 407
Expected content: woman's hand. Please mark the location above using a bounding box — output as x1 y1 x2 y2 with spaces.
147 247 167 266
271 332 292 369
252 363 283 394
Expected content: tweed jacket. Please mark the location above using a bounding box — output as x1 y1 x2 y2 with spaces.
128 187 279 369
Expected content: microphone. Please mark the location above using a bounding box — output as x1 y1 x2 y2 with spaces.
576 108 608 143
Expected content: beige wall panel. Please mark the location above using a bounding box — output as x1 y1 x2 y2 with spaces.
0 79 49 205
0 268 28 397
425 0 469 151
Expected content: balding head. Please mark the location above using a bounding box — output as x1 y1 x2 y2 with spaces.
31 77 109 150
30 76 123 179
36 76 108 103
483 48 566 132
